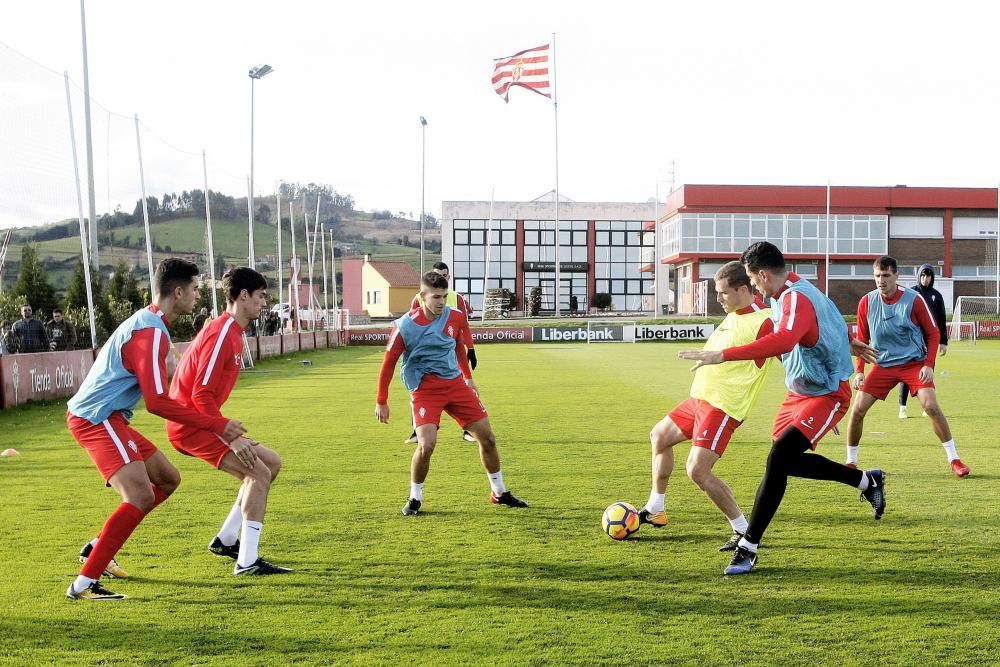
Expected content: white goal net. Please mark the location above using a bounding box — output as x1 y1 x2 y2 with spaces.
950 296 1000 343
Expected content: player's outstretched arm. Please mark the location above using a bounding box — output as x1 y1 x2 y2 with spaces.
125 328 245 438
678 349 724 371
850 338 878 365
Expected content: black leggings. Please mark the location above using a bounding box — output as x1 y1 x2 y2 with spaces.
899 383 910 406
744 426 866 545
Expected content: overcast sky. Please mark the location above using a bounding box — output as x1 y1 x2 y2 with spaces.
3 0 1000 229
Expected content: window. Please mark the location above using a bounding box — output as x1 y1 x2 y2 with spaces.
889 216 943 238
596 220 651 309
952 265 999 279
366 290 381 305
451 219 517 307
952 217 999 239
672 212 886 255
791 263 818 278
828 263 874 278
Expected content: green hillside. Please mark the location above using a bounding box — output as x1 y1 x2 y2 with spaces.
3 216 439 292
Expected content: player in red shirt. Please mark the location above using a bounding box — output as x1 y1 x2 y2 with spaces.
167 267 291 576
377 271 527 516
845 256 969 477
66 259 246 600
680 242 881 576
405 261 478 444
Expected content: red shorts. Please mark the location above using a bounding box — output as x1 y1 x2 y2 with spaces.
862 360 934 400
68 411 159 483
411 375 488 429
169 429 230 469
772 381 851 448
668 397 742 456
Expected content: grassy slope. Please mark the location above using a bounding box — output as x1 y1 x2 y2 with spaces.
6 217 437 291
0 342 997 665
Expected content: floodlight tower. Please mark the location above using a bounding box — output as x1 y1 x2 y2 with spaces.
248 64 274 268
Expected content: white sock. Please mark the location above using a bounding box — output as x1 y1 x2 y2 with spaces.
857 473 870 492
942 440 959 462
237 520 262 568
646 491 666 513
846 445 859 465
728 514 748 534
71 575 96 594
487 470 506 494
410 481 424 501
217 485 245 546
737 537 758 553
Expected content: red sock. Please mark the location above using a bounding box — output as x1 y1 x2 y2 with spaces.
147 484 170 514
80 503 145 580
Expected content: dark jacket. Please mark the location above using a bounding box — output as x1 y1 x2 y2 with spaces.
913 264 948 346
46 319 77 351
12 317 49 353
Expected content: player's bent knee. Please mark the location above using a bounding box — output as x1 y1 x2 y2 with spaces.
246 462 273 488
159 469 181 495
686 460 714 486
124 484 156 513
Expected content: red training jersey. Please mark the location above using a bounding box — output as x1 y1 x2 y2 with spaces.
117 307 231 435
854 287 939 373
166 311 245 440
376 307 472 404
723 272 832 362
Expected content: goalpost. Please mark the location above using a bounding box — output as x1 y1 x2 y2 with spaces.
950 296 1000 343
586 320 637 343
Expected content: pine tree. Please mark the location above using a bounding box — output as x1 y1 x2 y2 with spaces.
107 261 144 311
13 244 57 314
64 257 92 311
64 256 114 344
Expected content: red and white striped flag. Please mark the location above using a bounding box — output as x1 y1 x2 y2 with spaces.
492 43 551 103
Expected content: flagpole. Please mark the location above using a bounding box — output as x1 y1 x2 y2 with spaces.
483 188 494 322
552 32 561 317
276 185 282 325
825 180 831 295
64 71 98 349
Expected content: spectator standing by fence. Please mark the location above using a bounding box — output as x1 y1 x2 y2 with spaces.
0 320 13 355
12 304 48 353
46 308 77 351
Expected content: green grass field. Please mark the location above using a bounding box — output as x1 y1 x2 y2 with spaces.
1 342 998 666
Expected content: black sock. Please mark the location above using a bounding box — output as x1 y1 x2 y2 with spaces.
744 427 864 545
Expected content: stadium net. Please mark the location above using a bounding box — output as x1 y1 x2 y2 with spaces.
950 296 1000 343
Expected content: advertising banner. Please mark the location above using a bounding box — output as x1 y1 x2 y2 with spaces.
977 320 1000 338
533 326 625 342
348 328 392 345
470 327 533 343
1 349 96 409
258 335 282 359
632 324 715 342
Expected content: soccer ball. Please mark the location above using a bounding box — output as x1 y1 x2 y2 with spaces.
602 502 640 541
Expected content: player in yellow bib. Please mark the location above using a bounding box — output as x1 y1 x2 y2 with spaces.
639 261 776 551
